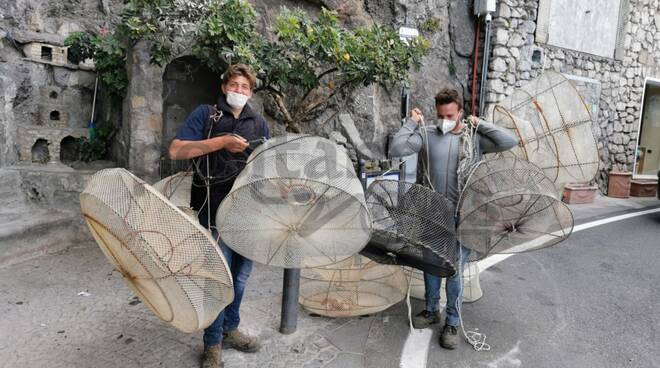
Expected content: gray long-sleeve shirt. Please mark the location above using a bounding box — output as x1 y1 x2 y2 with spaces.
389 118 518 205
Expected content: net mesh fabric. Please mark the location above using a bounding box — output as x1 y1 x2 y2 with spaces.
457 157 574 260
362 180 458 278
152 171 196 218
299 255 408 317
491 71 599 189
216 135 372 268
80 168 234 333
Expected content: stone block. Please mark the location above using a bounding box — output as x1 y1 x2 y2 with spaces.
489 79 505 94
498 3 511 18
507 33 525 47
491 58 508 72
494 28 509 46
520 20 536 34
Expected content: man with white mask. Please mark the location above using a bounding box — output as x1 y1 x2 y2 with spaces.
169 63 269 368
389 88 517 350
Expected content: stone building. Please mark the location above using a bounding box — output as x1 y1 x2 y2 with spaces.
483 0 660 189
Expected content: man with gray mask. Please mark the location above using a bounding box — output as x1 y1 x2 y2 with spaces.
169 63 269 368
388 88 518 349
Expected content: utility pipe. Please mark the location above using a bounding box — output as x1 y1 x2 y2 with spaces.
478 12 492 117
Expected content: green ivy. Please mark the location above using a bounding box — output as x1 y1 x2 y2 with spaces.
64 32 95 64
64 32 128 96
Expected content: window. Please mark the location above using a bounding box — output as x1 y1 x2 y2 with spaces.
41 46 53 61
536 0 627 59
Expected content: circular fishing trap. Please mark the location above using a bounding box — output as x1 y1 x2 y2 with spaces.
152 171 196 218
216 135 372 268
80 168 234 333
457 157 574 259
491 71 599 188
299 255 408 317
362 180 458 278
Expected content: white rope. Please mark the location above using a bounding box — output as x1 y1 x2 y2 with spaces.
405 267 415 331
418 117 436 192
455 246 490 351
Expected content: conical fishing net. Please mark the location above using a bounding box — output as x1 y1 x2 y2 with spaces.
152 171 196 218
80 168 234 333
457 157 574 260
216 135 372 268
299 255 408 317
491 71 599 189
362 180 458 278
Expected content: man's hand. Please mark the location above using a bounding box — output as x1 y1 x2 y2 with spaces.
221 135 249 153
169 135 249 160
410 108 424 124
466 115 480 128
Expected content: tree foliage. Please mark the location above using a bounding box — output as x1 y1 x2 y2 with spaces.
64 31 128 96
71 0 430 132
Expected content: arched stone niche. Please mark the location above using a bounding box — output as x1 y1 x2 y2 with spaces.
161 55 222 177
31 139 50 163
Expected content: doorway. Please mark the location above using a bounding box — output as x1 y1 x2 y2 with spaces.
634 78 660 178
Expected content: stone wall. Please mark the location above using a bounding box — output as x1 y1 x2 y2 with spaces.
484 0 660 190
0 0 473 179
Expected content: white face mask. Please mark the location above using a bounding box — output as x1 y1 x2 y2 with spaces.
226 91 249 109
439 118 458 134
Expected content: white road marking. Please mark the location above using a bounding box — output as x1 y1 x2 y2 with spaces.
478 207 660 272
400 328 433 368
483 341 522 368
399 207 660 368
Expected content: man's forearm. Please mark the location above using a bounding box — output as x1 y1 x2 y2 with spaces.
389 119 423 158
169 137 226 160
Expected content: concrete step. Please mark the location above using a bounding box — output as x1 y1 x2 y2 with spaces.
0 208 84 266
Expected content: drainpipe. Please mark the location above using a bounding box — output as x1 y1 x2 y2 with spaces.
478 12 493 117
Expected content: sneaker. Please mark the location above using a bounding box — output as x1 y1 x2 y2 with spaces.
223 329 261 353
201 344 223 368
412 310 440 328
439 324 459 350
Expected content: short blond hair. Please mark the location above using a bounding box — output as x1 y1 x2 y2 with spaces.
222 63 257 90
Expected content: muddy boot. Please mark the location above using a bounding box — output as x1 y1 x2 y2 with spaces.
201 344 223 368
439 324 459 350
412 310 440 329
223 329 261 353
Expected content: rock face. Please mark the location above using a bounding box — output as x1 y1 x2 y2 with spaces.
1 0 653 193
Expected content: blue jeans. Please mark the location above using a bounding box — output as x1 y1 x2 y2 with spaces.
423 246 470 327
203 229 253 347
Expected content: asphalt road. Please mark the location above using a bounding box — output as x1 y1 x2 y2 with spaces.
426 210 660 368
366 210 660 368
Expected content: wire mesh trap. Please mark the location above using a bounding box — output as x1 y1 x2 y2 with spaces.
216 135 372 268
362 180 458 278
299 255 408 317
491 71 599 189
457 157 574 259
80 168 234 333
152 171 196 218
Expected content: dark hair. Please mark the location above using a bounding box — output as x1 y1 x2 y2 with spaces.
222 63 257 90
434 88 463 110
